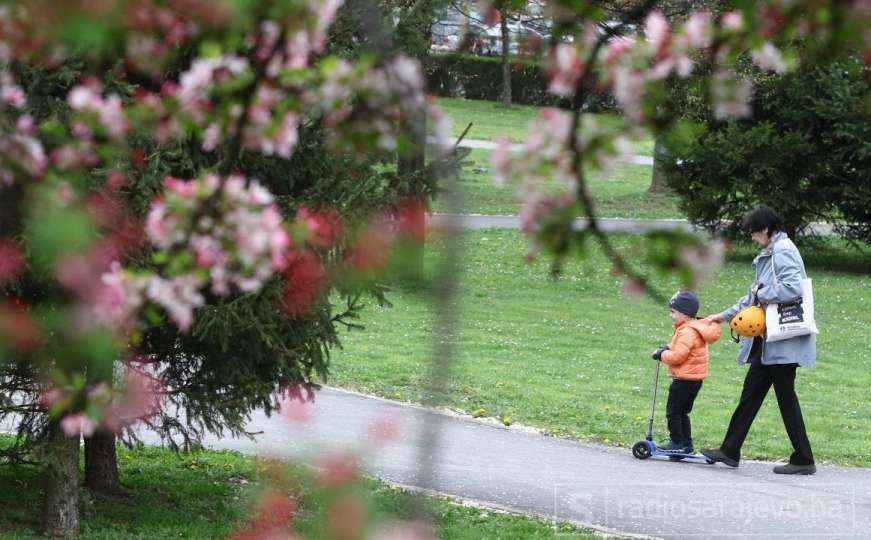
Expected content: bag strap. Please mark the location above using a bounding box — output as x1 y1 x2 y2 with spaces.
769 250 780 295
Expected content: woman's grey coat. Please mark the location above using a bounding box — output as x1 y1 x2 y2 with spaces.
720 231 817 368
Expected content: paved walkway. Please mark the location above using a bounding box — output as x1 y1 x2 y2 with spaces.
428 214 836 236
447 137 655 166
138 387 871 540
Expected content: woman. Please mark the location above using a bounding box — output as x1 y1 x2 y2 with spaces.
701 207 816 475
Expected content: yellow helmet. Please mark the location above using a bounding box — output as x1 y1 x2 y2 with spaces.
730 306 766 337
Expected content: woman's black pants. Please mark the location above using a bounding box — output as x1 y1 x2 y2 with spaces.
720 344 815 465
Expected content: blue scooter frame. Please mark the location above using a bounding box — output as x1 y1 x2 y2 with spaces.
631 359 714 464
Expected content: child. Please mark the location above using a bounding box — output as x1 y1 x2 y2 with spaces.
652 290 721 453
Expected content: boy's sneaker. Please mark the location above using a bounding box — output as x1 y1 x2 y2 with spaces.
658 440 686 452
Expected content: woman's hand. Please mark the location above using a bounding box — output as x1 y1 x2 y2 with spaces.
705 313 726 323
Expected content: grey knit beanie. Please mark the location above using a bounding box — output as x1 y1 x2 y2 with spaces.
669 289 699 318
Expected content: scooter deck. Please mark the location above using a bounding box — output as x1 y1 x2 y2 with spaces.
631 440 715 463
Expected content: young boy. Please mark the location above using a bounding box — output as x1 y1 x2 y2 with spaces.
652 290 722 453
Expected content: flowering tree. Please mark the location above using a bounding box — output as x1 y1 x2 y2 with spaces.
1 0 869 538
0 0 450 535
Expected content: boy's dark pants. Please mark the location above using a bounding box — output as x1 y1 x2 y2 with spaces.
666 379 703 447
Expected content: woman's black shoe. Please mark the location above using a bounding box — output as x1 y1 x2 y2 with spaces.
700 448 739 467
773 463 816 475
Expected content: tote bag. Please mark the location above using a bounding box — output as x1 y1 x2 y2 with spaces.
765 255 819 342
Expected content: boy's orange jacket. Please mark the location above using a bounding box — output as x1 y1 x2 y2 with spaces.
660 319 721 380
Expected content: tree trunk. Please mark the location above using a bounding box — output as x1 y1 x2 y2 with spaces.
500 12 512 108
85 429 120 494
648 135 671 195
42 422 80 539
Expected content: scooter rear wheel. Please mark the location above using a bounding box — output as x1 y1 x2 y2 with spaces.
632 441 652 460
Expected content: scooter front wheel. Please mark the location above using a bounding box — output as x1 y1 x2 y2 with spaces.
632 441 652 460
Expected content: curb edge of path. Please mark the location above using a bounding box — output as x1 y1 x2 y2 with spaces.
383 478 661 540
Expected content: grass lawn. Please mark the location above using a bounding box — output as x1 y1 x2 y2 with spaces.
328 229 871 467
0 437 605 539
431 148 682 218
435 97 656 156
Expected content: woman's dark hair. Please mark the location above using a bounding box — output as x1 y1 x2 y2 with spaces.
743 206 783 236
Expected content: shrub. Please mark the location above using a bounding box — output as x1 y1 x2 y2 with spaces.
425 53 616 112
665 55 871 242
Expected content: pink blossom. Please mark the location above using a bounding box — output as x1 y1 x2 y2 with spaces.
121 370 164 420
248 111 298 158
0 300 41 352
368 412 402 446
307 0 344 52
278 395 313 424
54 253 93 294
1 126 47 182
751 42 787 73
16 114 34 134
684 12 713 49
548 43 585 97
611 66 646 124
145 274 204 331
280 249 327 318
285 30 311 70
202 123 222 151
393 196 428 243
282 382 316 403
346 218 396 274
0 71 26 108
145 175 290 310
67 84 129 139
144 199 176 248
317 57 422 156
493 108 576 197
317 451 359 486
297 206 343 249
649 57 675 80
722 11 744 32
93 262 144 329
308 0 343 30
255 20 281 61
164 175 199 197
40 387 63 411
389 55 424 107
604 37 634 64
178 55 249 107
519 192 575 235
645 11 670 56
191 235 223 268
490 137 512 185
0 238 24 283
231 489 298 539
60 413 96 438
